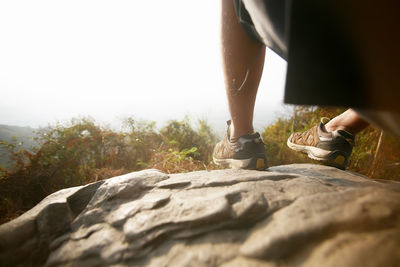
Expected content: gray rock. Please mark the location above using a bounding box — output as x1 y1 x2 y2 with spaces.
0 164 399 267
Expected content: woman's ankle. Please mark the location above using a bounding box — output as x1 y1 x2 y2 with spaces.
229 122 254 142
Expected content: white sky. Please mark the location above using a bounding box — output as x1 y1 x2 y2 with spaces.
0 0 288 133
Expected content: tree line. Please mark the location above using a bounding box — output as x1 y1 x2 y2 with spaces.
1 108 399 224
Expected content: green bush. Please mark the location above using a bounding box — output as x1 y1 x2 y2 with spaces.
160 118 216 163
0 117 219 224
262 106 400 180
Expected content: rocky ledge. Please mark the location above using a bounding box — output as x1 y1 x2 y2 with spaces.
0 164 400 267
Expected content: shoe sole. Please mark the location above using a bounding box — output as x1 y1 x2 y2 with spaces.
213 156 267 170
287 134 348 170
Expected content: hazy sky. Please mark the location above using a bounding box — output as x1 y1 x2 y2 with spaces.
0 0 288 132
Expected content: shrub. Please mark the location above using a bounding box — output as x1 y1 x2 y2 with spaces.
262 106 400 180
0 117 219 223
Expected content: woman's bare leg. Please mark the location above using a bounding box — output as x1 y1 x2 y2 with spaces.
325 109 369 135
221 0 266 141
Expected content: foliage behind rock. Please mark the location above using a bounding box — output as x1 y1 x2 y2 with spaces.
0 117 219 224
262 106 400 180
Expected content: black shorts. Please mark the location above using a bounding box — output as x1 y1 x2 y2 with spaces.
233 0 288 59
233 0 367 109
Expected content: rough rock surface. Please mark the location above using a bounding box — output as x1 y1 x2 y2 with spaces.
1 164 400 267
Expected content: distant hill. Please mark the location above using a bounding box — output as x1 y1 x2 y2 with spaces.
0 124 36 170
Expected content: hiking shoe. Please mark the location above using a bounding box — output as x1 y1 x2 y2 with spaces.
287 117 355 169
213 121 267 170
